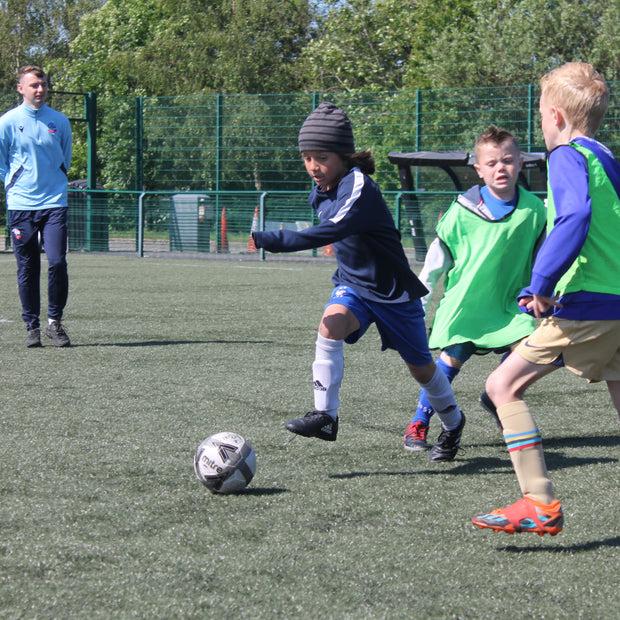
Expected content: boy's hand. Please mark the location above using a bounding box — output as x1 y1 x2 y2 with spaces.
518 294 563 319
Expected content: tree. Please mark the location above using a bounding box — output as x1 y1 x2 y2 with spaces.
0 0 104 90
423 0 620 88
299 0 474 92
209 0 315 93
588 1 620 82
59 0 316 97
55 0 169 96
298 0 620 92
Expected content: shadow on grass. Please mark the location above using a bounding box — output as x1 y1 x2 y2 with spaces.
329 451 617 479
499 535 620 553
328 456 509 479
454 452 617 474
233 487 288 496
467 433 620 450
72 339 274 347
542 434 620 449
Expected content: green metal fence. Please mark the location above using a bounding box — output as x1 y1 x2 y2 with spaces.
52 186 537 263
135 86 620 194
2 83 620 259
136 89 543 195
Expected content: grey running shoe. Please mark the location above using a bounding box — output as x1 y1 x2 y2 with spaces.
429 413 465 462
403 421 430 451
26 327 42 348
479 391 502 430
285 411 338 441
45 322 71 347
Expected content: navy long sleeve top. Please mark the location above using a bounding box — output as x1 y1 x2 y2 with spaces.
252 167 427 303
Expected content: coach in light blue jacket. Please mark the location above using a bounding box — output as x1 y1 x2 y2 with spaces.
0 65 72 348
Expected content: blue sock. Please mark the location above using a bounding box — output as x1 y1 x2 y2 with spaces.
436 357 461 382
411 357 461 425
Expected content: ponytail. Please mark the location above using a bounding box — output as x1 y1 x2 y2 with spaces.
343 149 375 176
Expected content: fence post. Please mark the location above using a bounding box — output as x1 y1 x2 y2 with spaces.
415 89 422 152
414 89 422 193
135 97 144 192
138 192 146 257
395 192 401 237
85 92 97 251
308 93 320 258
215 94 223 252
527 83 535 152
86 93 97 189
259 192 267 261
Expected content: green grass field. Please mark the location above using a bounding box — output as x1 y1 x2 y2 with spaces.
0 253 618 619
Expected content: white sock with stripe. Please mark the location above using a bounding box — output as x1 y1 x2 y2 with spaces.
312 333 344 420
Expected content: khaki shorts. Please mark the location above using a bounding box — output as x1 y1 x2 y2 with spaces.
514 317 620 382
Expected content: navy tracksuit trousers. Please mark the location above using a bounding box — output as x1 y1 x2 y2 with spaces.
9 207 69 330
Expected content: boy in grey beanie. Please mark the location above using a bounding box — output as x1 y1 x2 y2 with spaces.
252 102 466 461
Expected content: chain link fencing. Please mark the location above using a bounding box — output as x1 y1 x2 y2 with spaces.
1 84 619 260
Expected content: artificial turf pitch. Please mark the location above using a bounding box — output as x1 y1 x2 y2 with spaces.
0 254 617 619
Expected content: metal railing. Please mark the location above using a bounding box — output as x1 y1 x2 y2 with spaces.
52 187 489 262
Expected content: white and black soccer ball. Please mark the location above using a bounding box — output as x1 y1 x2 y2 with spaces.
194 432 256 494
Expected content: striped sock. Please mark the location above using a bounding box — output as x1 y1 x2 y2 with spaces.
498 401 555 504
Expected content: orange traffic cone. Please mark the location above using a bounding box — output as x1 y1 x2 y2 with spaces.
220 207 229 253
247 205 259 252
323 244 335 257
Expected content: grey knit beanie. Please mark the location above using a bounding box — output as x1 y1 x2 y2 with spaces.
298 102 355 153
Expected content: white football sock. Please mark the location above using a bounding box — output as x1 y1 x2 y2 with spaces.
419 365 462 430
312 333 344 420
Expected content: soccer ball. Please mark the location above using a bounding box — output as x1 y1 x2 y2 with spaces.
194 432 256 494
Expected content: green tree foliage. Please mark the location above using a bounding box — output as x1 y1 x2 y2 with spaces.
5 0 620 100
55 0 169 96
0 0 104 90
52 0 317 188
209 0 315 93
300 0 474 92
299 0 620 91
58 0 315 97
423 0 620 87
588 1 620 82
6 0 619 192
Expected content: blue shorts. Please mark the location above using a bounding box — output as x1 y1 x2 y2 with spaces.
442 342 525 365
443 342 477 364
325 285 433 366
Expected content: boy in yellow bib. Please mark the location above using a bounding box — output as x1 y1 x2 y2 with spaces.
403 126 546 451
472 62 620 536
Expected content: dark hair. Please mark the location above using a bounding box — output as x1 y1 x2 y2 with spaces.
18 65 47 83
474 125 520 154
342 149 375 176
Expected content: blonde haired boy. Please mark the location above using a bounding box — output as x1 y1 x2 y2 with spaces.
473 62 620 536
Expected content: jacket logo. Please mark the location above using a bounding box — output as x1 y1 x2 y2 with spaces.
47 122 57 133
